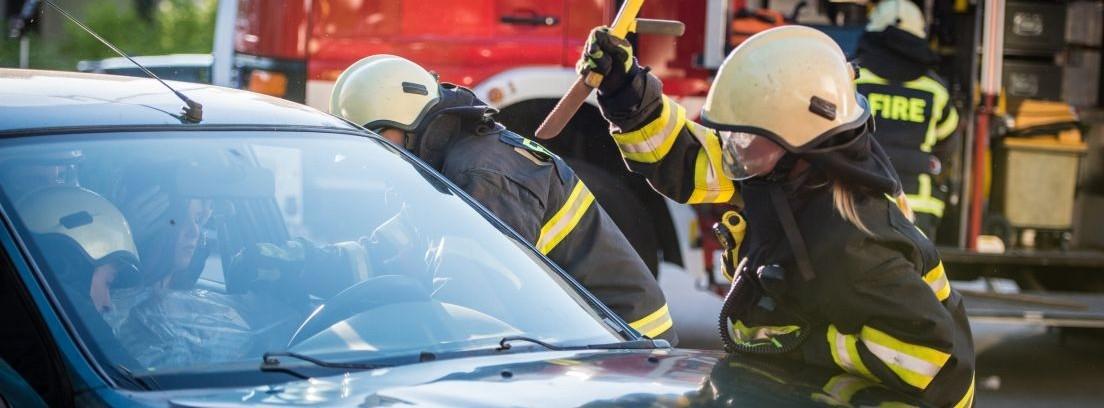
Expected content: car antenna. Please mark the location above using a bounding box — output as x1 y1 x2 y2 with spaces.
39 0 203 123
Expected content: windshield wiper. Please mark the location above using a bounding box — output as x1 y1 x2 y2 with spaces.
113 364 158 390
496 336 671 352
260 351 391 380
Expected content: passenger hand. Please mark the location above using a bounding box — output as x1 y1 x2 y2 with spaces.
576 26 637 94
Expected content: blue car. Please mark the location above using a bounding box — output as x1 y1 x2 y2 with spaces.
0 69 919 407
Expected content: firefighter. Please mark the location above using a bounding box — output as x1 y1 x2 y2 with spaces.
581 25 974 406
329 55 676 344
856 0 960 237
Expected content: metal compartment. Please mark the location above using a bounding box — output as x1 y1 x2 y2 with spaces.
1005 1 1067 54
1004 59 1064 101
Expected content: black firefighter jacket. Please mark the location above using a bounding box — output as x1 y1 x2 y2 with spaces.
422 88 676 344
855 27 960 219
594 69 975 407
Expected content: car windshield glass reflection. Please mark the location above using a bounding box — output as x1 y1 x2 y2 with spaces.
0 131 618 386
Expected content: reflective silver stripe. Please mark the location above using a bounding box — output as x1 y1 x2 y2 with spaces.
535 181 595 254
618 103 679 154
834 331 858 371
863 338 943 379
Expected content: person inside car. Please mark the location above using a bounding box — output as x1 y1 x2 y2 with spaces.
14 186 142 333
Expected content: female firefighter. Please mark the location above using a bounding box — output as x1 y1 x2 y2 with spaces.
580 25 975 407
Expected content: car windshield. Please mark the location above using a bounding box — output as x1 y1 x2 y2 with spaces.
0 130 620 388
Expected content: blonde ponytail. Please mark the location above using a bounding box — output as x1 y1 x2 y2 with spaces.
832 181 873 235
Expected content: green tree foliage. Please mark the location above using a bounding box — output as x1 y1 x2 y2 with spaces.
2 0 216 70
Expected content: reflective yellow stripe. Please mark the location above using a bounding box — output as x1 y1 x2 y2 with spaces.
923 262 952 302
629 304 673 338
822 373 876 404
827 325 876 380
536 181 595 254
686 123 736 204
906 175 944 217
906 195 944 217
856 68 890 85
611 96 685 163
904 76 950 153
859 326 951 390
953 374 976 408
935 105 959 141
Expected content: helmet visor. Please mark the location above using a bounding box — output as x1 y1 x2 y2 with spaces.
719 131 787 181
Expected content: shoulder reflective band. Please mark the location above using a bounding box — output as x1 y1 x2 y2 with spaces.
611 96 686 164
536 181 595 254
629 304 673 339
923 261 951 302
860 326 951 390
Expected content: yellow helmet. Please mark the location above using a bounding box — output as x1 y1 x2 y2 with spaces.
330 55 441 131
701 26 869 180
866 0 927 39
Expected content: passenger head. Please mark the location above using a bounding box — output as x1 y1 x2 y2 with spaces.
113 163 211 288
0 148 82 200
15 186 140 313
700 26 901 231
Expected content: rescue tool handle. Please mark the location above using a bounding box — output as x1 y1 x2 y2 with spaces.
534 0 645 140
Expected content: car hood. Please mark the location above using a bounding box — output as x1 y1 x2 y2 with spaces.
154 348 920 407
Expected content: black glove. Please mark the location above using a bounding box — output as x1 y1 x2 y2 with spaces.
576 26 638 94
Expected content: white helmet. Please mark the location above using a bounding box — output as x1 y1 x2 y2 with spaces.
16 186 141 284
701 26 869 180
866 0 927 39
330 55 441 131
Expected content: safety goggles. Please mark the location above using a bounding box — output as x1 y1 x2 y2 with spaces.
718 130 787 181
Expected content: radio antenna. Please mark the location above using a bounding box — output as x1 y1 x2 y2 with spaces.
41 0 203 123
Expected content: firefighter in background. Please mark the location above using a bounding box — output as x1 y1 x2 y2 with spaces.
856 0 960 238
329 55 676 344
580 25 974 406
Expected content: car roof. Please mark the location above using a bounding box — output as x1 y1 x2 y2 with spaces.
0 69 355 133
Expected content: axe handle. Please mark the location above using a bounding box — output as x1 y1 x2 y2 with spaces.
535 77 591 140
534 0 644 140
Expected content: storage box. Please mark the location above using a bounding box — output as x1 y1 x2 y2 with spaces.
993 137 1088 230
1005 1 1067 54
1004 60 1063 101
